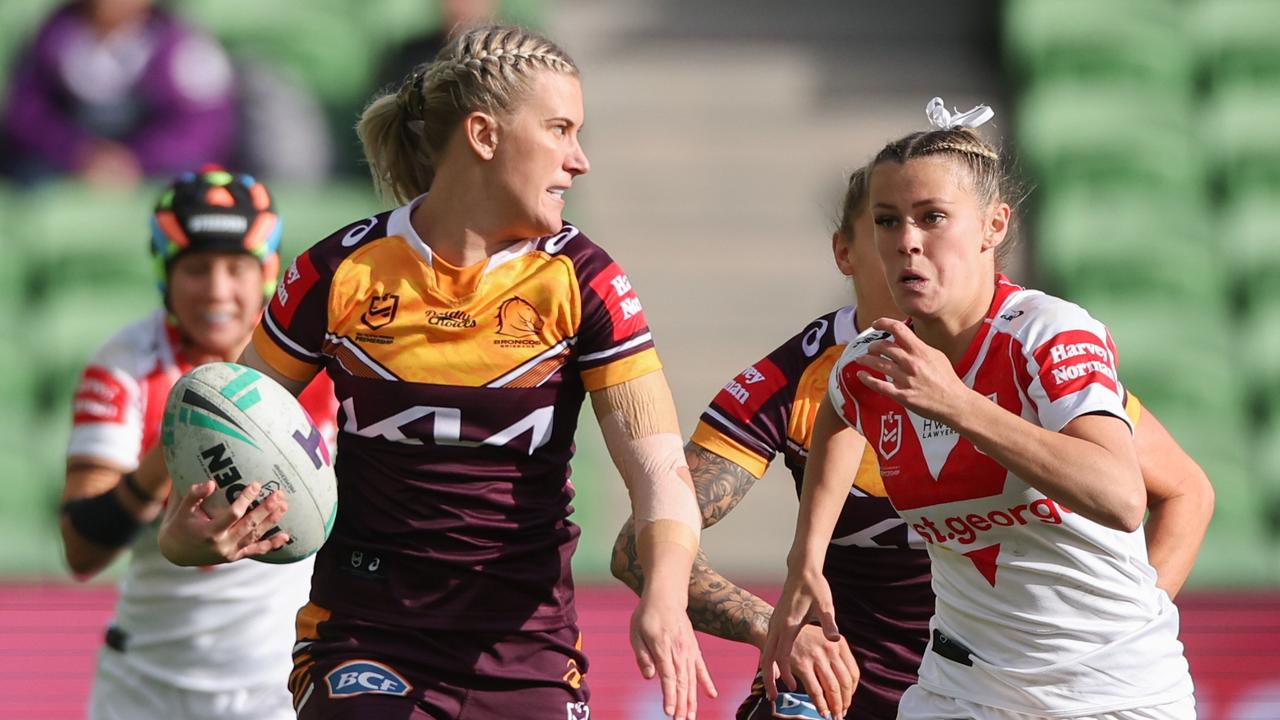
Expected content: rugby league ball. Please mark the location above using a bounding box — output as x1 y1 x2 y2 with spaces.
161 362 337 564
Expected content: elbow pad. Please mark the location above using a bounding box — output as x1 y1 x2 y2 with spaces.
62 489 142 549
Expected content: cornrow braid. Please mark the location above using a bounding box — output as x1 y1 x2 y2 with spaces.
438 26 576 82
357 24 579 205
871 127 1026 267
873 128 1004 205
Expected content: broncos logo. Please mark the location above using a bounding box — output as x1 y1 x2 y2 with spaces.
495 297 544 338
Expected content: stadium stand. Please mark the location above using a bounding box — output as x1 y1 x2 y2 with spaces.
1007 0 1280 583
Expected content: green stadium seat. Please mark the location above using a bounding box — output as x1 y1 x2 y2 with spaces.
14 182 159 297
0 414 67 576
174 1 376 112
1084 301 1241 421
1189 506 1275 587
30 284 157 429
1017 82 1203 196
1033 187 1223 309
1004 0 1192 91
347 0 548 51
268 182 382 260
1239 304 1280 415
0 0 62 90
1218 189 1280 312
1190 0 1280 91
1201 87 1280 198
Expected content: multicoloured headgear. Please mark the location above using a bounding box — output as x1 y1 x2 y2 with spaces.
149 165 283 302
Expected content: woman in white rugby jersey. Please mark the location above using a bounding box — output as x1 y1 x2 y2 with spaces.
60 167 338 720
762 102 1198 720
612 158 1211 720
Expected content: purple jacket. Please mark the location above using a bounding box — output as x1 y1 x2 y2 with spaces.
1 3 236 176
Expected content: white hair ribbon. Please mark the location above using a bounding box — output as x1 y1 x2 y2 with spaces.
926 97 995 130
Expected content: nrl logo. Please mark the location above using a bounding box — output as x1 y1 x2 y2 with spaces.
361 293 400 330
879 412 903 460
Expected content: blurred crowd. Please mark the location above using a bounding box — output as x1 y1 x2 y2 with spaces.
0 0 510 190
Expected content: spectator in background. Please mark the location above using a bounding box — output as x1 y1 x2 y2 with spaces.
375 0 498 92
0 0 236 189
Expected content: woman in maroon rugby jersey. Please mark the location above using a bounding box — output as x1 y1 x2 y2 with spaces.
159 24 715 720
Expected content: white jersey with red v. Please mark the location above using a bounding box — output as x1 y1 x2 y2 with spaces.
827 276 1193 715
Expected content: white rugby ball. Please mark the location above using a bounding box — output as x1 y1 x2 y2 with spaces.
161 362 337 564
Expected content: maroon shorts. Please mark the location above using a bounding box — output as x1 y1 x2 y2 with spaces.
290 603 590 720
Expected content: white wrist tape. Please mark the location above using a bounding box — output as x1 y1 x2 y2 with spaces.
599 416 701 555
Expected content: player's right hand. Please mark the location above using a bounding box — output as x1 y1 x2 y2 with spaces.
760 568 840 704
786 624 859 720
157 480 289 566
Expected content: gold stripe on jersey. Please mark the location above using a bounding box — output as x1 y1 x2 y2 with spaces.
252 324 319 382
1125 392 1143 424
294 601 331 644
690 420 770 479
786 346 843 456
493 344 573 388
580 348 661 392
322 334 400 380
853 443 886 496
787 344 886 497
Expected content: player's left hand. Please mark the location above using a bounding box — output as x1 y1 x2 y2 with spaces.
157 480 289 566
631 595 717 719
788 624 859 720
760 566 840 703
854 317 972 423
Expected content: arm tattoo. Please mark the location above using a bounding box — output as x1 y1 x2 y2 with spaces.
687 549 774 645
687 443 758 528
610 443 774 645
611 515 646 595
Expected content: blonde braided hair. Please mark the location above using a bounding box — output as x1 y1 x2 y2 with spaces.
870 128 1025 267
358 25 579 204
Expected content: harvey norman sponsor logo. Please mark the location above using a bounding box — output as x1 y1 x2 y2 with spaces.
715 358 787 423
1034 330 1118 401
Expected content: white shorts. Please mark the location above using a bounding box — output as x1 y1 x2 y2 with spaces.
88 647 295 720
897 684 1196 720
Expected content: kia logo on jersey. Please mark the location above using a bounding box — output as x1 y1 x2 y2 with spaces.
879 413 903 460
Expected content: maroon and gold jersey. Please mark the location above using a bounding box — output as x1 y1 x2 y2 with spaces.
692 304 933 719
252 201 659 632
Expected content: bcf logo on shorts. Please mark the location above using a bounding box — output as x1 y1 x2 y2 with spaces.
566 701 590 720
324 660 412 698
